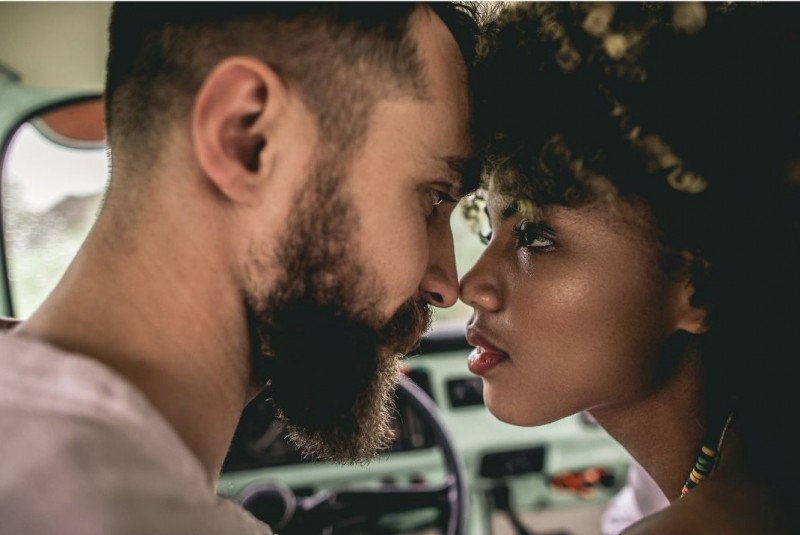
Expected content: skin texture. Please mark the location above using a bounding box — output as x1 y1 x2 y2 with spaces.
14 5 472 482
460 193 709 501
461 195 697 426
460 192 794 533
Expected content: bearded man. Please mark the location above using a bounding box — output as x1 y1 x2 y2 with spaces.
0 2 478 534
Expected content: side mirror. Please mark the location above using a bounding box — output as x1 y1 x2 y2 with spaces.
33 98 105 144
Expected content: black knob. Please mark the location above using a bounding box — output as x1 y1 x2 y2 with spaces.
237 481 297 531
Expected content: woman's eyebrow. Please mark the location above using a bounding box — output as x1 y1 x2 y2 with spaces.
501 202 519 220
484 198 519 224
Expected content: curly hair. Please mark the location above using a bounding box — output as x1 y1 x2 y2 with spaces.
472 1 800 499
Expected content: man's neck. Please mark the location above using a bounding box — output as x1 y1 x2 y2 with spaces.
14 214 255 483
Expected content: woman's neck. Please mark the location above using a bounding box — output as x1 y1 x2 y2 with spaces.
590 340 706 501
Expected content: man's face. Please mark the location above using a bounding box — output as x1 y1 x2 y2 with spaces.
245 7 472 462
247 152 431 462
347 8 473 320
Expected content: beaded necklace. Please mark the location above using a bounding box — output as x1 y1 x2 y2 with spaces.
680 413 734 497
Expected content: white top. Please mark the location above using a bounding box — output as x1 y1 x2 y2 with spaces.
601 456 669 535
0 332 272 535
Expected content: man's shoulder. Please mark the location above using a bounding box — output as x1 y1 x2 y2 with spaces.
0 331 273 535
0 330 205 489
0 331 160 429
0 432 272 535
0 373 271 534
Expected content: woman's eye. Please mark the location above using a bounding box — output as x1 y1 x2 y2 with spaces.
513 220 555 250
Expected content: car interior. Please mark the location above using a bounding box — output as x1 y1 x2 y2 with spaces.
0 3 633 534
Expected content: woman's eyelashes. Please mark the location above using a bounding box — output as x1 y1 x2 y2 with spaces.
478 219 556 252
512 219 556 251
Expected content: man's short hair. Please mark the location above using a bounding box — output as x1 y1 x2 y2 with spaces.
105 2 478 171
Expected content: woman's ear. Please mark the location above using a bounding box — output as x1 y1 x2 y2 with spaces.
674 251 711 335
191 57 286 204
676 283 709 334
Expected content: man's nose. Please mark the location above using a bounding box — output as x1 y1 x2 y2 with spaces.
418 223 458 307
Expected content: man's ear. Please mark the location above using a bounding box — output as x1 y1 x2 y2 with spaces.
191 57 285 204
674 252 710 335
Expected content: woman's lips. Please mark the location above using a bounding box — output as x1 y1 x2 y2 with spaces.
467 348 509 375
466 330 509 376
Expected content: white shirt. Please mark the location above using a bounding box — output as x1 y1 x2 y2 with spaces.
0 332 271 535
601 456 669 535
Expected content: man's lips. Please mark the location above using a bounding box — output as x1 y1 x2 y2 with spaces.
466 329 509 375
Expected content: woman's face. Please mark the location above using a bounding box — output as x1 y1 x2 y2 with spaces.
459 193 689 426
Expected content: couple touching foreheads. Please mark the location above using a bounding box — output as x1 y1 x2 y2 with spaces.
2 3 797 534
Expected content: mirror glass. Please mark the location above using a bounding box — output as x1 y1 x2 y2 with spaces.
1 97 107 318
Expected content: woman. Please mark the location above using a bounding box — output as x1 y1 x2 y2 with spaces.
462 3 800 533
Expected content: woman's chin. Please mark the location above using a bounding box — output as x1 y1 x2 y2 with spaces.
484 391 567 427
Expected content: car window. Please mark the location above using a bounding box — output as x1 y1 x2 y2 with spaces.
1 102 107 318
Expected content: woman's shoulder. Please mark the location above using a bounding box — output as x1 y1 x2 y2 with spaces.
619 479 794 535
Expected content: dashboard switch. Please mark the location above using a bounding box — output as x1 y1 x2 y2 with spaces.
479 446 546 478
447 377 484 408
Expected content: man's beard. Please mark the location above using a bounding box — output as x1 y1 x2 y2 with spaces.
244 158 432 463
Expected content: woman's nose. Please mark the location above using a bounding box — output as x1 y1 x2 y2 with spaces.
459 249 502 312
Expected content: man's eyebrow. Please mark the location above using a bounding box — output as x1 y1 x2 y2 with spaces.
436 154 481 194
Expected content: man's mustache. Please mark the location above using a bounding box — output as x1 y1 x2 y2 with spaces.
377 297 433 357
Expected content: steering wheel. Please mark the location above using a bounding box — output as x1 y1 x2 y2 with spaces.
235 374 468 535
